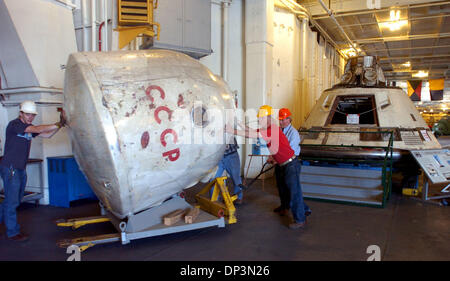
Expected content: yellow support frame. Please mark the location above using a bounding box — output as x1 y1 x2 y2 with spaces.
116 0 160 49
55 216 111 230
195 177 237 224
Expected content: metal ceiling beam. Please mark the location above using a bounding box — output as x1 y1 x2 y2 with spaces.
379 62 450 68
385 76 447 79
312 1 450 20
316 0 359 53
363 44 450 52
337 14 450 28
373 11 394 72
354 33 450 44
384 68 449 72
379 54 450 60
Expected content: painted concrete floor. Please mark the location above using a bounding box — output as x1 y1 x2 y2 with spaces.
0 177 449 261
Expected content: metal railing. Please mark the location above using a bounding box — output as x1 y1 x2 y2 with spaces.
299 130 394 208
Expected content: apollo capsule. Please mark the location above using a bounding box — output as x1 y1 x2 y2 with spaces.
300 56 441 162
63 50 235 219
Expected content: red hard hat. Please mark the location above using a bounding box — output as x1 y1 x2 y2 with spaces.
278 108 292 120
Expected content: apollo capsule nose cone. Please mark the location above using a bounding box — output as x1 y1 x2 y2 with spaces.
63 50 235 219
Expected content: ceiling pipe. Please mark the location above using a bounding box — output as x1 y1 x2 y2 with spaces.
0 87 63 95
222 0 230 81
99 21 106 51
80 0 88 51
53 0 77 10
277 0 308 18
275 0 346 58
91 0 96 51
0 101 63 107
103 0 108 51
317 0 359 55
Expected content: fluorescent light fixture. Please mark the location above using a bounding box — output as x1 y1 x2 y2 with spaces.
402 61 411 67
378 9 408 31
412 71 428 78
342 47 361 58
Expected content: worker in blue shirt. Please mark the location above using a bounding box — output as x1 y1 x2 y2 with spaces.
271 108 311 217
0 101 66 242
214 137 245 205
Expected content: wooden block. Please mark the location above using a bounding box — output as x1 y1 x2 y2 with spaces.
163 209 185 226
184 207 200 224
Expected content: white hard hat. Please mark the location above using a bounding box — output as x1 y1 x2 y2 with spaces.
20 101 38 115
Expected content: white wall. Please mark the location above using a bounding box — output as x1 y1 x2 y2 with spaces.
71 0 113 52
0 0 77 204
272 8 343 129
197 1 345 178
200 0 247 175
272 9 301 127
1 0 77 88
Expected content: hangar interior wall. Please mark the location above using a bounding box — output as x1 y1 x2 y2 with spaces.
0 0 348 200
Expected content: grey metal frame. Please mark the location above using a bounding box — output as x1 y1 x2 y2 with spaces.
421 177 450 203
101 195 225 246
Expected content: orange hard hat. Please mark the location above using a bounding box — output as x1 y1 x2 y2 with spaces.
278 108 292 120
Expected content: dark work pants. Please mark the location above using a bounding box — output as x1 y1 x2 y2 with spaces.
0 166 27 237
275 159 310 222
275 165 291 210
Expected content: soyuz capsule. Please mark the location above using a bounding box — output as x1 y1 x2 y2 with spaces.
63 50 235 219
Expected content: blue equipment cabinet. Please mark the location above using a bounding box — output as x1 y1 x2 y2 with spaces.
48 156 97 207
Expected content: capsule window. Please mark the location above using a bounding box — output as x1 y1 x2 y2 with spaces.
191 105 209 128
326 95 379 126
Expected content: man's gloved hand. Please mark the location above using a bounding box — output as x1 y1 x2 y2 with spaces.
59 110 67 127
54 110 67 129
266 155 276 165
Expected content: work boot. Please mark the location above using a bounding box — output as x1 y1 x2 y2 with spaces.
273 206 288 216
305 209 312 217
238 184 247 190
8 233 29 242
273 206 284 213
234 198 243 205
289 221 306 230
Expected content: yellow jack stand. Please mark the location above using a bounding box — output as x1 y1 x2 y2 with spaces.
402 173 424 197
55 216 118 252
55 216 111 230
195 177 237 224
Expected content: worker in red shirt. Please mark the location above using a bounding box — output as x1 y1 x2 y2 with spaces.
226 105 308 229
273 108 311 218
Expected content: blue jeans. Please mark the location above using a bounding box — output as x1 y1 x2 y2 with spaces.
275 163 311 214
214 152 243 200
0 166 27 237
283 159 307 223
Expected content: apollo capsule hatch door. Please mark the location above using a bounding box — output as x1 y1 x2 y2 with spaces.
63 50 235 219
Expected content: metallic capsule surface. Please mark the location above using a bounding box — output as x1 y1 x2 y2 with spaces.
63 50 235 219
